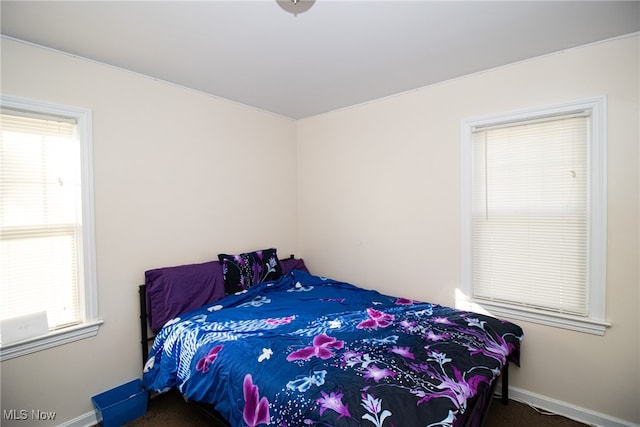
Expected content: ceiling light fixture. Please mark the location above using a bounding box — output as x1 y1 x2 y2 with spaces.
277 0 315 16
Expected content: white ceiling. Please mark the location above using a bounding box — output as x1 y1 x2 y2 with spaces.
2 1 639 119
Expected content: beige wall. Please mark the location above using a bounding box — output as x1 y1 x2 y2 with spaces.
298 35 640 424
0 38 298 426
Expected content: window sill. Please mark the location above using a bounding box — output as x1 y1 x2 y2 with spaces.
0 320 103 361
458 297 610 336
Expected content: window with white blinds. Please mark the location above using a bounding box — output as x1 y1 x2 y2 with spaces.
0 95 100 360
1 113 81 329
461 97 609 335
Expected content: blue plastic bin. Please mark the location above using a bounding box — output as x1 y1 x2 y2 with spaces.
91 379 148 427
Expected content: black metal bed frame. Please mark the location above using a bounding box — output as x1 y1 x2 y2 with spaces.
139 283 509 427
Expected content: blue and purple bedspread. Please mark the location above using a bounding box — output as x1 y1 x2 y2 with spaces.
143 271 523 427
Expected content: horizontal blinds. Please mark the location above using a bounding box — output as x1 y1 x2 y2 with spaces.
472 116 588 315
0 111 81 331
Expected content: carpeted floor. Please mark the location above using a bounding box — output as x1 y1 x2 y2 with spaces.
121 389 591 427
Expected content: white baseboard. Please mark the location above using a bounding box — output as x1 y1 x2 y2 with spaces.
501 386 638 427
56 410 97 427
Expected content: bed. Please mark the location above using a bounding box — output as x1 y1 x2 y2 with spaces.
140 250 523 427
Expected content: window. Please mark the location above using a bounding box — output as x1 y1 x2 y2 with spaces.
461 97 609 335
0 95 101 360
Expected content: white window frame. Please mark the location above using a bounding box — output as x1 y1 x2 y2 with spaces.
460 97 609 335
0 94 102 361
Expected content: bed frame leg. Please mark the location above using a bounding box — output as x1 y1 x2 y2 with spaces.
501 363 509 405
139 284 149 366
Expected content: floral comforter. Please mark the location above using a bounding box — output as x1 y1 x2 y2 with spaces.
143 270 523 427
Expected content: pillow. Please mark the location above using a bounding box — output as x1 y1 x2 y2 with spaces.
280 257 310 275
218 248 283 294
145 261 225 333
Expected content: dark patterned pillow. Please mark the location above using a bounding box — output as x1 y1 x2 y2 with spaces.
218 248 283 294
